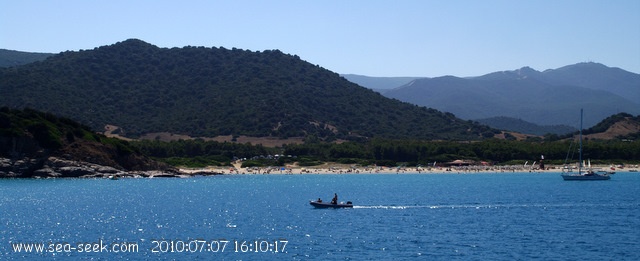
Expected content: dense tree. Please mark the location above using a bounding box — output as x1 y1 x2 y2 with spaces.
131 136 640 167
0 108 169 171
1 39 492 141
5 107 637 169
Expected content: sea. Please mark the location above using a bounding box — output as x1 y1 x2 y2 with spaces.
1 172 639 260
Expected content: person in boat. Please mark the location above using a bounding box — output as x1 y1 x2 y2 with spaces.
331 193 338 204
317 198 322 203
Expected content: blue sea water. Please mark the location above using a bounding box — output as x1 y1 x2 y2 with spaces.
1 172 639 260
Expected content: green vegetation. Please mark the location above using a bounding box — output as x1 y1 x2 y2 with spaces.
0 39 494 141
2 40 639 169
131 137 640 168
2 108 638 169
0 107 89 151
132 139 272 167
0 107 139 158
582 113 638 136
161 156 231 168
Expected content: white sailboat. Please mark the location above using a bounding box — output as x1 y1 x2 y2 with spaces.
561 109 610 181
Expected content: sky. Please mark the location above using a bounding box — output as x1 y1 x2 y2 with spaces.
2 0 639 77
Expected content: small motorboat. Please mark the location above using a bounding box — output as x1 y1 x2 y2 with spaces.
309 200 353 208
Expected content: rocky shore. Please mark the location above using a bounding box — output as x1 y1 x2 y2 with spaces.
0 157 222 178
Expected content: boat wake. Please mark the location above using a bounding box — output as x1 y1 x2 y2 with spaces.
353 204 512 209
352 202 638 210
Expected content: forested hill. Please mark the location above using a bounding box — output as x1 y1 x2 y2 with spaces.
0 107 171 173
581 113 640 140
0 39 495 141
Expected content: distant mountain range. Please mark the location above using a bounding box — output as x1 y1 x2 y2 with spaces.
345 63 640 132
4 44 637 137
475 117 577 136
341 74 421 93
0 49 54 68
0 39 495 141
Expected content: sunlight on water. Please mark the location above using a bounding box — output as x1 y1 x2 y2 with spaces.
1 173 639 260
354 202 639 209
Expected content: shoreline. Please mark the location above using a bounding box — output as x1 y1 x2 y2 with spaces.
3 155 635 179
179 164 637 176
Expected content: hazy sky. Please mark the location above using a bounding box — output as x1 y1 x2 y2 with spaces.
2 0 639 77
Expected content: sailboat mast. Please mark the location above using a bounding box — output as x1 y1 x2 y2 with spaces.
560 108 609 180
579 109 583 173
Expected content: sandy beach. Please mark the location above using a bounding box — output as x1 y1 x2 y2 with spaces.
179 163 637 176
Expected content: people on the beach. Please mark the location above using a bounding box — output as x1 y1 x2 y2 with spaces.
331 193 338 204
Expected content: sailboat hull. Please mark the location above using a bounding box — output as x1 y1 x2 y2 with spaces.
561 173 610 180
